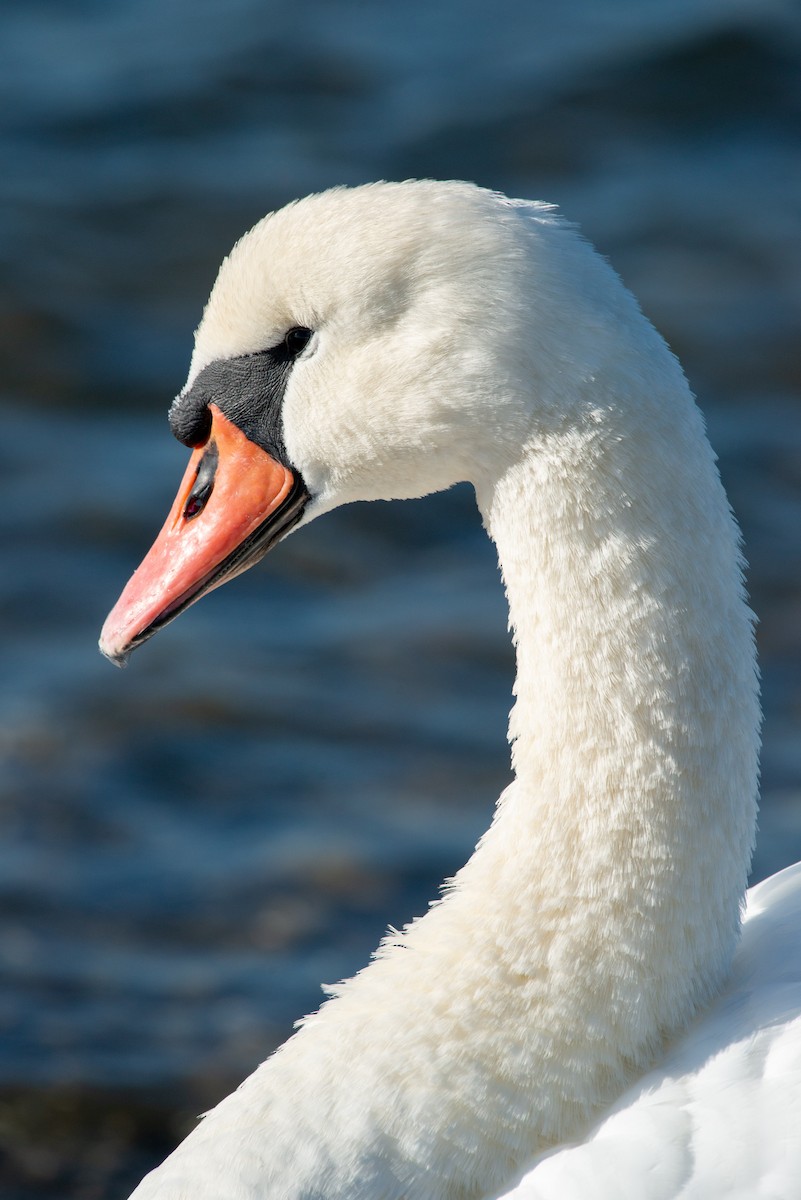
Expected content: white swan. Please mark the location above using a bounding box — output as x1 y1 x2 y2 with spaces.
99 181 801 1199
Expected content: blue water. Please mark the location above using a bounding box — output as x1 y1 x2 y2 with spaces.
2 1 801 1194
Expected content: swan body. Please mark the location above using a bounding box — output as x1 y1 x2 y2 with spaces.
98 181 800 1199
499 862 801 1198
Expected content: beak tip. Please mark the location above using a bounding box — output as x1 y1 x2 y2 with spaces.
98 625 131 669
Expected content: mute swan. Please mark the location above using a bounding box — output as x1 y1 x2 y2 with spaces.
100 181 801 1199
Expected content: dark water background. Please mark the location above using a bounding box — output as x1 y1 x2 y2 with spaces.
2 1 801 1195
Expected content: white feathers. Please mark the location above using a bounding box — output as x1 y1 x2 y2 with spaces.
131 182 797 1200
500 864 801 1199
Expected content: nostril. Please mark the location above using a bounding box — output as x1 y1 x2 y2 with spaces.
183 440 219 520
184 484 213 520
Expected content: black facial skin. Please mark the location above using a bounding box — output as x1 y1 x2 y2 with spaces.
168 328 314 466
168 326 315 541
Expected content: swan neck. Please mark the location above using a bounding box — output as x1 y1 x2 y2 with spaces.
143 380 761 1200
476 403 758 939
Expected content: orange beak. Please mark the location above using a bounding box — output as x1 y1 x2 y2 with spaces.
99 404 307 666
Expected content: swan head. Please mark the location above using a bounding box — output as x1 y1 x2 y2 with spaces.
98 179 652 664
184 181 555 508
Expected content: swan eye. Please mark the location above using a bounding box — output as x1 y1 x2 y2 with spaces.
283 327 313 358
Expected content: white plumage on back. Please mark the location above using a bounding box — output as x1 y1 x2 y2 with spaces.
500 863 801 1198
112 182 799 1199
